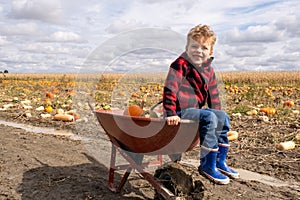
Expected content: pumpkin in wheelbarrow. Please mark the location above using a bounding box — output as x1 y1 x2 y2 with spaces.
123 105 144 116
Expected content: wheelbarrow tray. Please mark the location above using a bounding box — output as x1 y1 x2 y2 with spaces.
94 110 200 155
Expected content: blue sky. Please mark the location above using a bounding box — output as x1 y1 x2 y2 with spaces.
0 0 299 73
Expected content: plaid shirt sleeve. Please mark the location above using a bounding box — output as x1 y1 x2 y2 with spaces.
162 59 185 117
206 67 221 110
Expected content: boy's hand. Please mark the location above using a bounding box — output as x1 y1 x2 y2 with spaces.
166 116 181 125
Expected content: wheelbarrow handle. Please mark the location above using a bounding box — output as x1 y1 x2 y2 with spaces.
150 100 163 110
180 119 196 123
88 101 95 111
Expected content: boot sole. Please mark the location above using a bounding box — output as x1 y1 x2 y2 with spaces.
218 168 240 179
199 170 230 185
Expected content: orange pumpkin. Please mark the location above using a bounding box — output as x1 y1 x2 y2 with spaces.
46 91 54 99
44 106 53 113
53 88 60 94
131 93 139 98
67 90 75 97
284 100 294 107
123 105 144 116
260 107 276 115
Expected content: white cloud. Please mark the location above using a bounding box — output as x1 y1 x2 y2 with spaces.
0 36 9 45
10 0 63 23
105 19 147 34
48 31 82 42
20 43 69 55
223 25 285 44
222 44 265 58
274 13 300 37
0 0 299 73
284 39 300 53
0 4 3 14
0 22 40 35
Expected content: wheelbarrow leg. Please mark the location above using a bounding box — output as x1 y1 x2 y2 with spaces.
108 144 117 191
108 144 133 193
116 147 176 200
116 167 132 192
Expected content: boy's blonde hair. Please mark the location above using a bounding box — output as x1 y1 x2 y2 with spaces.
187 24 216 55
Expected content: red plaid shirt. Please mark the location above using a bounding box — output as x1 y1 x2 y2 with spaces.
163 53 221 117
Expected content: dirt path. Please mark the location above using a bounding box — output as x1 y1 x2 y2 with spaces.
0 122 299 200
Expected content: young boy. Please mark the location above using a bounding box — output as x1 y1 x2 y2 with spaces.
163 24 239 184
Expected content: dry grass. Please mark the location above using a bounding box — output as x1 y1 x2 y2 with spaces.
2 71 299 85
220 71 300 86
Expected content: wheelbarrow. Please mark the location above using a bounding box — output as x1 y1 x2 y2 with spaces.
91 104 200 199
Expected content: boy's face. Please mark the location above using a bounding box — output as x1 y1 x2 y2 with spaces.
186 37 212 67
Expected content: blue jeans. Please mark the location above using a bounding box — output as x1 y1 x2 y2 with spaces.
180 108 230 149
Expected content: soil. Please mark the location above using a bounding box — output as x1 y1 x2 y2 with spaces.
0 111 299 200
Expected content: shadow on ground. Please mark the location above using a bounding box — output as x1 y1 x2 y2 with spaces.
17 153 149 200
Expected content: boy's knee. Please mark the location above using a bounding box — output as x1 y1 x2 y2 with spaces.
202 110 218 128
213 110 230 124
215 109 228 118
209 112 218 128
223 112 229 121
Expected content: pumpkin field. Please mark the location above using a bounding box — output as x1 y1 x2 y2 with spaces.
0 71 299 135
0 71 299 199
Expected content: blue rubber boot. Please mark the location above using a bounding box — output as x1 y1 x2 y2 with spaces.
216 144 239 179
199 147 230 184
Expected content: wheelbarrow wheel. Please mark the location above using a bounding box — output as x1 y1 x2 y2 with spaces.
154 162 205 200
